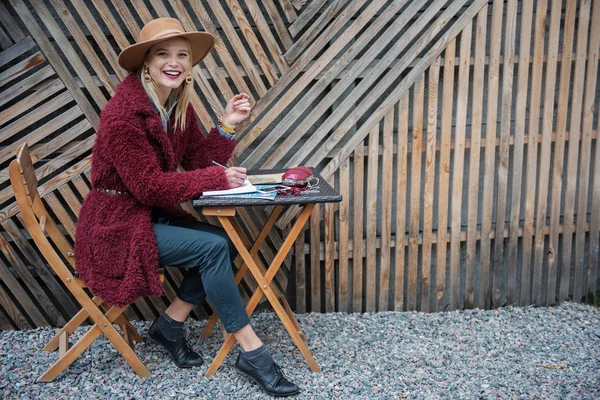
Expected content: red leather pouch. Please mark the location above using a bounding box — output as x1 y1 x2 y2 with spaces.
282 166 314 187
280 166 319 195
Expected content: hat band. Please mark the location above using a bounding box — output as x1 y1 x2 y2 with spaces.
147 29 185 41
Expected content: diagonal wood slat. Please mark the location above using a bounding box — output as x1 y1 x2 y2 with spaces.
260 0 414 168
320 0 488 179
236 0 378 157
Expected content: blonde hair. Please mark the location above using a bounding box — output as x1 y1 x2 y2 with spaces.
139 38 194 131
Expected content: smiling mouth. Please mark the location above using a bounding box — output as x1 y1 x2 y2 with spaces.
163 70 182 79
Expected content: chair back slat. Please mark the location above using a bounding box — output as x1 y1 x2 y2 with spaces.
9 143 77 274
42 207 77 269
14 143 39 199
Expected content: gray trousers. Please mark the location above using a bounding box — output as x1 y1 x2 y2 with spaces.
152 219 250 333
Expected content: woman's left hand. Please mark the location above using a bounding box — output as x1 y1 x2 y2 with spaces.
222 93 251 126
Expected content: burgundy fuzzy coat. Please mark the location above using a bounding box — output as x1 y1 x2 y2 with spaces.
75 73 235 307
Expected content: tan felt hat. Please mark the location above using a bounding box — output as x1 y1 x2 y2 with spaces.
118 18 214 72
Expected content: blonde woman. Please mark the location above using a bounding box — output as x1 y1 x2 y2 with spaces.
75 18 299 397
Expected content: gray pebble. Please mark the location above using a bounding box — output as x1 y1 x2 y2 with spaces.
0 302 599 399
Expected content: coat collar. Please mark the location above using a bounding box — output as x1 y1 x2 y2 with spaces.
115 73 182 170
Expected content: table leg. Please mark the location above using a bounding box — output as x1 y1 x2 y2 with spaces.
201 206 284 338
205 204 319 376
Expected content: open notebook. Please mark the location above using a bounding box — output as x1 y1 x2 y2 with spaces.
201 179 258 196
201 182 286 201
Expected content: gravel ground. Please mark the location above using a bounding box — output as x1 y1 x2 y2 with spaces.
1 302 599 399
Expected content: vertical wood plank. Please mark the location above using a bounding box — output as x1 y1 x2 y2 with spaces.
352 144 365 312
521 0 548 306
481 0 503 309
589 7 600 302
561 0 590 302
574 0 600 302
421 58 440 313
436 40 455 311
408 77 424 311
546 0 577 305
449 22 471 310
548 0 577 306
294 224 306 313
324 177 335 312
365 127 379 312
532 0 561 305
466 6 487 309
338 158 350 312
492 0 516 308
378 109 394 310
310 205 321 312
394 96 409 311
507 0 533 306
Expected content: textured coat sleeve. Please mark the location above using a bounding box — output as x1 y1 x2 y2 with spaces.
181 111 237 171
106 121 229 206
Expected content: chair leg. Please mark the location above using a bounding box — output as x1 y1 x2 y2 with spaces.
38 307 151 382
102 302 144 345
200 313 219 338
43 296 104 352
277 292 304 339
122 323 134 349
43 308 89 352
58 331 68 358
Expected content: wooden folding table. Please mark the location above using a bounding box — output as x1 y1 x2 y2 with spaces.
192 170 341 376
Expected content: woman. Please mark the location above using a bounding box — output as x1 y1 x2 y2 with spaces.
75 18 299 397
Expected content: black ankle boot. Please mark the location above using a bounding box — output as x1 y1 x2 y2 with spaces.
148 320 204 368
235 352 299 397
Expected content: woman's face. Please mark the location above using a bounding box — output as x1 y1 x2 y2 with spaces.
145 37 191 98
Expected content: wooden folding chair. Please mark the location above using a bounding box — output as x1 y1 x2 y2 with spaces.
9 142 163 382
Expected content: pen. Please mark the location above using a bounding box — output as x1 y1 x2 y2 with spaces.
211 160 228 169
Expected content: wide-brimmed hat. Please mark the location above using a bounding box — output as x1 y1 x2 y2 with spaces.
118 18 214 72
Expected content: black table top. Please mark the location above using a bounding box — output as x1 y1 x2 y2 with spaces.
192 169 342 207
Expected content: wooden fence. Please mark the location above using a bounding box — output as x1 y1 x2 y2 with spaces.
0 0 598 330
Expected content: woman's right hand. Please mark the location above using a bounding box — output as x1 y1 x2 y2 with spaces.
225 166 247 188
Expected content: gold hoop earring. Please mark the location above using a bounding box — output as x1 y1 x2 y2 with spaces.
185 74 193 84
143 66 151 83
